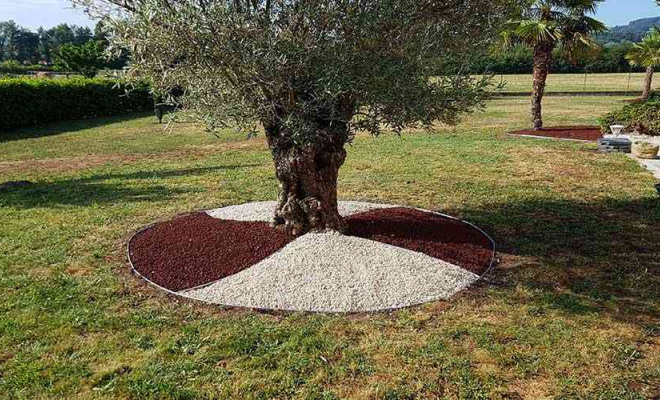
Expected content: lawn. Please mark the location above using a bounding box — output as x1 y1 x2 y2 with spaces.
489 72 659 93
1 96 659 399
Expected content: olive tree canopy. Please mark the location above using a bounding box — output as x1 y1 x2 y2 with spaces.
75 0 516 235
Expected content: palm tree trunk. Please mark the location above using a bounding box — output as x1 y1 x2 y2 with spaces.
531 44 553 131
642 65 654 101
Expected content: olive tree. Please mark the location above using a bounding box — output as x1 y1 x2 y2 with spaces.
75 0 515 235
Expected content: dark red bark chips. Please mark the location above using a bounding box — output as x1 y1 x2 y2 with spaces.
129 208 494 292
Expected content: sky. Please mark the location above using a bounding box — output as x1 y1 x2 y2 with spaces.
0 0 95 29
0 0 659 30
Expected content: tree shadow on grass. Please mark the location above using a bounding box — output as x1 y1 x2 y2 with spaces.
0 112 154 143
80 164 262 182
0 164 260 209
445 195 660 328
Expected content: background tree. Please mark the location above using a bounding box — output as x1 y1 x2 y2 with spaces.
54 41 105 78
94 20 109 44
49 24 76 49
0 21 20 62
37 27 54 64
14 28 40 64
76 0 516 235
0 21 102 65
626 27 660 101
500 0 606 130
73 26 94 45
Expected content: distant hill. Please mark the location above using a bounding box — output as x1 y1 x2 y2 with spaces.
596 17 660 44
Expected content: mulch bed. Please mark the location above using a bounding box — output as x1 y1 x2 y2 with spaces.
129 213 293 291
346 208 493 275
129 207 494 293
510 126 603 141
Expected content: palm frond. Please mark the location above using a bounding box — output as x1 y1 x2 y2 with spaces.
498 0 605 52
627 27 660 68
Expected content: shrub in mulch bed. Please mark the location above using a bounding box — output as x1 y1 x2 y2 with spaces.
599 93 660 136
510 126 603 141
129 207 494 293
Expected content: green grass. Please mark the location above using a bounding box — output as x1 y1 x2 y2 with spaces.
1 96 659 399
486 73 659 93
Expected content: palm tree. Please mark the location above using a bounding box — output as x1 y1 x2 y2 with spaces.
500 0 606 130
626 27 660 101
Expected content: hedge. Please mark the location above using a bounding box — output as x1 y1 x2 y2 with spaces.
0 60 56 75
436 42 644 75
0 77 153 132
598 92 660 136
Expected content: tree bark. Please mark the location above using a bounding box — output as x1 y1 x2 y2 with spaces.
531 43 553 131
642 65 654 101
265 125 347 236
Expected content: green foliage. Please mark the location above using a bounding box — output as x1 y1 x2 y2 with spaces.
584 42 641 73
0 77 152 132
626 27 660 69
77 0 515 146
0 20 126 68
0 60 23 72
54 41 106 78
445 42 641 75
598 93 660 136
499 0 607 59
0 60 54 74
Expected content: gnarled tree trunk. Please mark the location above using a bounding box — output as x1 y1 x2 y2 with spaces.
531 43 553 131
642 65 654 101
265 124 348 236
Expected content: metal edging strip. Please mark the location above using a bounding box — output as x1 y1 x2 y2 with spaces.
125 202 499 314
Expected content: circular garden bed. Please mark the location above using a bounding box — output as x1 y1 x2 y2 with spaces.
128 201 496 313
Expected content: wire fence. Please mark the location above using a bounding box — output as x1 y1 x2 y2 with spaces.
3 70 654 94
490 72 652 94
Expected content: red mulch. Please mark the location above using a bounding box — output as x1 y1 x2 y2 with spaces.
510 126 603 141
345 207 493 275
129 208 495 293
129 213 293 291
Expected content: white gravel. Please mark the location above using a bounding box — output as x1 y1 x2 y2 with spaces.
206 200 396 222
182 231 480 313
206 201 276 222
604 134 660 179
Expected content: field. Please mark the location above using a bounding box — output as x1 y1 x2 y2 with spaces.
1 96 659 398
488 73 657 93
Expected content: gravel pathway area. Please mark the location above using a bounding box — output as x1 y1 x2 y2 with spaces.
206 200 396 222
608 133 660 147
182 232 480 312
607 135 660 180
634 157 660 180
